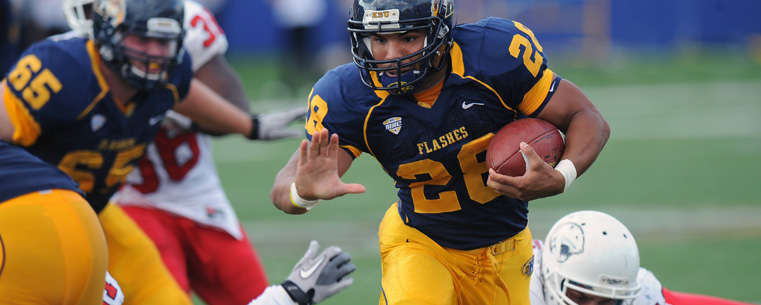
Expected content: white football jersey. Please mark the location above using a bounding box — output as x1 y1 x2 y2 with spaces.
530 240 671 305
112 0 242 239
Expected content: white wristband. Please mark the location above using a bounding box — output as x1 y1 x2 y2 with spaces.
554 159 577 192
290 182 320 210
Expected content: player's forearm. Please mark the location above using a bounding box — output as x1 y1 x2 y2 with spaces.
561 109 609 177
271 152 308 214
539 78 610 178
194 54 251 113
175 79 253 137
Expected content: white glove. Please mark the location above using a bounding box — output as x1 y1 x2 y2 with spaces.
281 240 356 305
250 106 306 140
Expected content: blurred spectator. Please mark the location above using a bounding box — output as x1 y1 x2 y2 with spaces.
18 0 68 49
269 0 328 97
0 0 21 75
193 0 228 16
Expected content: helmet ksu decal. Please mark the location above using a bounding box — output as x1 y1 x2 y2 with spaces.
62 0 95 38
348 0 454 95
542 211 642 305
92 0 185 91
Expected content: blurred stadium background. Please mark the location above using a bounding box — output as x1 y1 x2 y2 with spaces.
3 0 760 304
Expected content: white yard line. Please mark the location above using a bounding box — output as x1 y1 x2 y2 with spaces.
587 79 761 140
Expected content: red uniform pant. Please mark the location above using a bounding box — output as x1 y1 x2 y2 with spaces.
122 205 268 305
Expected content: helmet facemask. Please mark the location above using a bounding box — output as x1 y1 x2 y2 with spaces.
544 274 639 305
348 0 454 95
93 0 185 91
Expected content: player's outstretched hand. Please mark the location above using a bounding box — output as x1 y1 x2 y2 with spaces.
256 106 306 140
294 128 366 201
281 240 356 305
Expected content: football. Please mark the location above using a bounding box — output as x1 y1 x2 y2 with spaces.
486 118 565 176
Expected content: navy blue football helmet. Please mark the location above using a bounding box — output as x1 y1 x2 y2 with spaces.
92 0 185 91
348 0 454 95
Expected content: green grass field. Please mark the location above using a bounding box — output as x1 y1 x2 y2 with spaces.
203 50 761 304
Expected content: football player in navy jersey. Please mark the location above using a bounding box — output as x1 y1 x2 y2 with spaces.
0 0 265 304
270 0 610 304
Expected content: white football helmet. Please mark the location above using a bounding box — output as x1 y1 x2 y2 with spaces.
62 0 95 37
542 211 641 305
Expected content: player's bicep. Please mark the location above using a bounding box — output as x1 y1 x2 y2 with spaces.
536 78 596 132
193 54 249 112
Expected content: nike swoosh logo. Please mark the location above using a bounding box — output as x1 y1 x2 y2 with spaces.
549 80 557 93
149 115 164 125
462 101 485 109
299 255 326 279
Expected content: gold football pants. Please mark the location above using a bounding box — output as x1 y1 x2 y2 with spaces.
378 203 534 305
99 203 192 305
0 189 107 305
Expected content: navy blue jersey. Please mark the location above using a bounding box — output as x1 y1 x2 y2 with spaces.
306 18 561 250
2 37 193 212
0 140 83 202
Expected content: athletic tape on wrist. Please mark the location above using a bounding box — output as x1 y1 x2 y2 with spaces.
290 182 320 210
554 159 577 192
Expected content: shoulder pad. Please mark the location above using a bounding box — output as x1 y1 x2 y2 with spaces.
5 39 101 120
